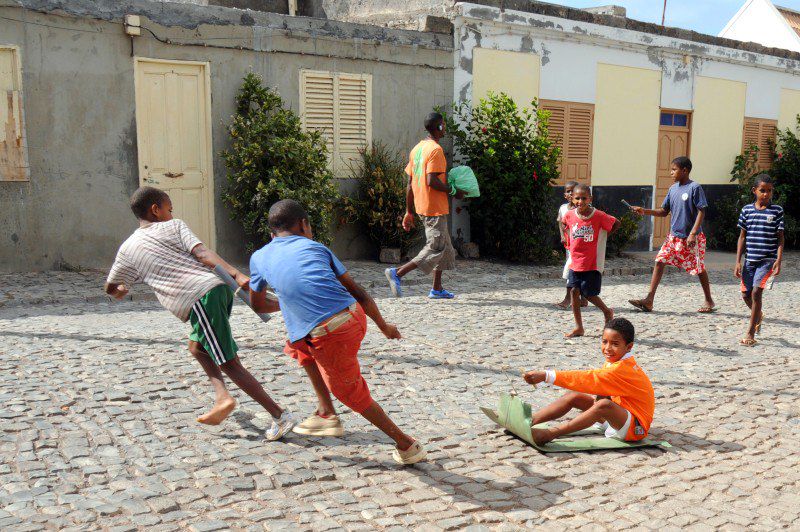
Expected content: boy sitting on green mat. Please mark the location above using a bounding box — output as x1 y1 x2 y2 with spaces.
522 318 654 445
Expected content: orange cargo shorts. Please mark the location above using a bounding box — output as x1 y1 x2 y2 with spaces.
283 304 374 414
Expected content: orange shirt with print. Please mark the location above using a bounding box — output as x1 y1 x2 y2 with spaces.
553 355 655 436
405 138 449 217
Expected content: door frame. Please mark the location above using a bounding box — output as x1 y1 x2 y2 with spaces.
652 109 692 250
133 56 216 250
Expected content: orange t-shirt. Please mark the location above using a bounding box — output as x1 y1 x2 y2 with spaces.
553 355 655 436
405 139 449 217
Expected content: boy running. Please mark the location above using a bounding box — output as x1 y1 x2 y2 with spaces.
562 184 620 338
104 187 295 440
555 180 587 309
522 318 654 445
385 112 465 299
248 199 427 465
734 174 784 346
628 156 716 313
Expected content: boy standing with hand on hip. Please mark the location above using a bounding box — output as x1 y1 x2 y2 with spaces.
628 156 716 313
385 112 464 299
249 200 427 465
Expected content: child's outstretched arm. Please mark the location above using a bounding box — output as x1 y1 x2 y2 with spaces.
192 244 249 289
522 367 629 396
338 273 401 340
630 206 668 218
734 228 746 278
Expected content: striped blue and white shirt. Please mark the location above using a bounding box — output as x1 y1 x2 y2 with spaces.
737 203 784 262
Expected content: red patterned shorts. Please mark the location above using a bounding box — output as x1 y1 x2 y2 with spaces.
655 232 706 275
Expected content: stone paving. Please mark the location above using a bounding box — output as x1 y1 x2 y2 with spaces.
2 254 800 530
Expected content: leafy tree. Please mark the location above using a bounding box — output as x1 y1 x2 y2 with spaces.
772 116 800 248
221 73 339 246
443 93 561 263
339 142 420 255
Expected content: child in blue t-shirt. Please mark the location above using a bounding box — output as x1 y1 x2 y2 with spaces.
627 157 716 313
247 199 427 465
734 174 784 346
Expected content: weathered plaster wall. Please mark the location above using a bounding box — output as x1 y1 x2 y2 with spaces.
0 0 453 272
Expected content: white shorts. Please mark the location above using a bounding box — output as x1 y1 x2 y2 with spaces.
598 410 632 440
562 251 571 280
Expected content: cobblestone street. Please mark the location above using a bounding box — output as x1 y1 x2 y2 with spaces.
2 255 799 531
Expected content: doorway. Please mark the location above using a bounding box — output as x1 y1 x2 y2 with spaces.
134 58 215 248
653 110 691 248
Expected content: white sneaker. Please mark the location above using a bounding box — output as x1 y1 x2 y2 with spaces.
265 411 297 441
391 440 427 465
292 413 344 437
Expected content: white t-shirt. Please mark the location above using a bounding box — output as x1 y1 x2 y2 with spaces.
557 203 570 222
106 219 222 321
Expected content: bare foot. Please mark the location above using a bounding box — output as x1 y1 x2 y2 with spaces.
603 308 614 324
531 427 556 445
554 300 570 309
580 298 589 307
197 398 236 425
565 327 584 338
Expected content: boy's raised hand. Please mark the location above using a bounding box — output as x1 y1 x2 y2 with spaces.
522 370 545 386
380 323 402 340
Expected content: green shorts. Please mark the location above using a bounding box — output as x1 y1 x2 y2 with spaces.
189 284 238 366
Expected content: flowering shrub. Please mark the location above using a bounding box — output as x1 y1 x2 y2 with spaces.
772 116 800 248
443 93 561 263
221 73 339 246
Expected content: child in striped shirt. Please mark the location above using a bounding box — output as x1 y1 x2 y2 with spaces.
734 174 784 346
105 187 296 439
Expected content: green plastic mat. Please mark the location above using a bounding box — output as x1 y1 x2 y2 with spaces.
482 394 671 453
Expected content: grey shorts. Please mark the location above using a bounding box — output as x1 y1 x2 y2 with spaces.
411 215 456 274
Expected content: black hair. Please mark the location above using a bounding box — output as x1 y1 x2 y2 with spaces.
672 156 692 172
572 183 591 196
604 317 635 344
424 112 444 135
268 199 308 232
130 186 170 220
753 173 774 187
564 180 580 189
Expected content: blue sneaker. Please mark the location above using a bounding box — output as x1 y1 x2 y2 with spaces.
428 289 455 299
384 268 402 297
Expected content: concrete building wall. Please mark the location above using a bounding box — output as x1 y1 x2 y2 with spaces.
453 1 800 249
0 0 452 272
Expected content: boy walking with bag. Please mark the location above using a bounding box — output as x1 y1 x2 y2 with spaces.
628 156 716 313
104 187 295 440
249 200 427 464
385 112 464 299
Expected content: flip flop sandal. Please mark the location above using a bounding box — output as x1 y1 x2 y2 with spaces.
628 299 652 312
697 306 717 313
740 337 757 347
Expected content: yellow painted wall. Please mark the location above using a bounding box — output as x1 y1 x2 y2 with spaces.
779 88 800 132
691 76 747 185
472 48 539 108
591 64 660 186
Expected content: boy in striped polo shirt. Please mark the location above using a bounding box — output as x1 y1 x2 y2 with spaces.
105 187 296 440
734 174 784 346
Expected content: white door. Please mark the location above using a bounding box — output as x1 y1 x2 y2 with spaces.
134 58 215 248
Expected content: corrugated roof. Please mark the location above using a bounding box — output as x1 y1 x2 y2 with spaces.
777 5 800 38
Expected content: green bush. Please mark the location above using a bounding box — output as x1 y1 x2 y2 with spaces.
773 116 800 248
339 142 420 255
707 145 760 250
607 211 639 257
221 72 339 246
443 93 561 263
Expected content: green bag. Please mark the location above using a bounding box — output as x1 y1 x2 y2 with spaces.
447 166 481 198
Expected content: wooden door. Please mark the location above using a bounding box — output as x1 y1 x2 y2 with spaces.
653 111 691 247
134 58 215 248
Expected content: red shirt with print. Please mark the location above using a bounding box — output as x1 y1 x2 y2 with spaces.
563 208 617 272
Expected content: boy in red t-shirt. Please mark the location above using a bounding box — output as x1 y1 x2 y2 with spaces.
561 185 620 338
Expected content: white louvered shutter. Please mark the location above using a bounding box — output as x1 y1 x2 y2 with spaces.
300 70 372 177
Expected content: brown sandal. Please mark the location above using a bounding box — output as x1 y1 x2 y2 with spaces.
628 299 652 312
739 337 757 347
